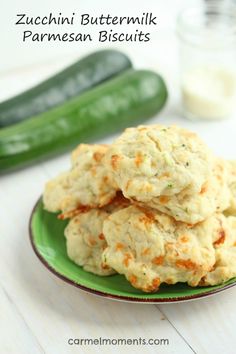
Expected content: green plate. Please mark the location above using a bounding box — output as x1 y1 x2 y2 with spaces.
29 198 236 303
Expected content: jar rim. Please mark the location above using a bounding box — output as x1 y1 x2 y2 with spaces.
177 1 236 48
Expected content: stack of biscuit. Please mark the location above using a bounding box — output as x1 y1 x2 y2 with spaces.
43 125 236 292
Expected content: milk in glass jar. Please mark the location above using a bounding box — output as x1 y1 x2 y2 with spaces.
177 2 236 120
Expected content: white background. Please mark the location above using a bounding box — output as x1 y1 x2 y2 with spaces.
1 0 236 353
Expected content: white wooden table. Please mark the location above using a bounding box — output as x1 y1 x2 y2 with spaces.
1 1 236 353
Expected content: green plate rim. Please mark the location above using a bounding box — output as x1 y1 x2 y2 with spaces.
29 197 236 303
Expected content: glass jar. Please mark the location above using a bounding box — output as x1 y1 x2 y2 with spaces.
177 1 236 120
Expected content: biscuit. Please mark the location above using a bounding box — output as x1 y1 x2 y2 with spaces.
64 193 130 276
105 125 214 203
64 209 115 276
102 205 224 292
43 144 118 217
224 161 236 216
144 159 230 224
200 216 236 286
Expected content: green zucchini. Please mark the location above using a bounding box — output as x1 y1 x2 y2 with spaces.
0 69 168 172
0 50 132 127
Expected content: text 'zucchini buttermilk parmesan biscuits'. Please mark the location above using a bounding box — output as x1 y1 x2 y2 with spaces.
43 124 236 293
43 144 118 218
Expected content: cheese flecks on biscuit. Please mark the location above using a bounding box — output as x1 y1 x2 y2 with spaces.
102 205 225 292
43 144 118 216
